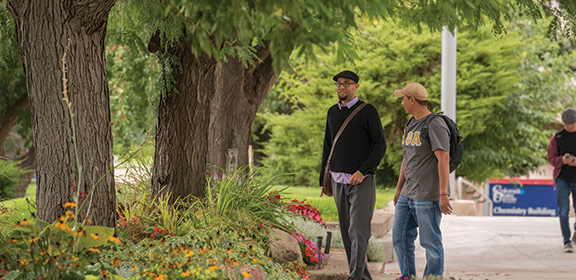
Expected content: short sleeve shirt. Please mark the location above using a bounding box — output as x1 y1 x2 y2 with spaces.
400 115 450 201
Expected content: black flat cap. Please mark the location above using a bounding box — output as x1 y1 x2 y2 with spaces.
333 70 359 83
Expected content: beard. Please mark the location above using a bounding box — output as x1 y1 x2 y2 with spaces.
339 95 347 101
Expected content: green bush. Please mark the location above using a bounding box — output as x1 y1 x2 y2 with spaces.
0 159 27 200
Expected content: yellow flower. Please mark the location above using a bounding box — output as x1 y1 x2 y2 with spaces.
17 219 31 226
181 271 190 277
57 223 72 232
198 248 205 254
88 248 101 254
108 236 120 243
252 258 259 263
17 259 28 266
111 258 121 267
130 265 138 271
100 269 109 276
65 210 75 220
154 274 167 280
58 216 66 223
242 271 252 277
226 248 233 254
90 233 100 240
185 250 194 257
28 237 40 245
64 202 77 208
233 261 238 266
209 265 217 271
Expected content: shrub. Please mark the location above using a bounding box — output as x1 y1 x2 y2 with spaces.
0 204 119 279
0 159 27 199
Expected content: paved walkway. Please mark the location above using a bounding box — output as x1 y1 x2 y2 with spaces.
379 215 576 279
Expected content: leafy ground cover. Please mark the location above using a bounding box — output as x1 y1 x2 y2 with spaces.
0 167 347 279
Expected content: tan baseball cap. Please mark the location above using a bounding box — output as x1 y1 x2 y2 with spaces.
393 82 428 101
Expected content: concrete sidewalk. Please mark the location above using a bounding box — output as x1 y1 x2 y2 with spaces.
380 215 576 280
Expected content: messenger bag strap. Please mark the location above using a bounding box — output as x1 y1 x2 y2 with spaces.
325 102 368 170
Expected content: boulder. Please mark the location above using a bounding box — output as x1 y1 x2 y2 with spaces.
269 228 302 263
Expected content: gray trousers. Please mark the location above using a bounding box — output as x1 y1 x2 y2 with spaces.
333 174 376 280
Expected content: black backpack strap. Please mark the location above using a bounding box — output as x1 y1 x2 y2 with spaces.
421 113 439 142
556 129 564 155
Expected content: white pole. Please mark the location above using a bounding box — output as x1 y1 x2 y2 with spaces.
441 26 457 198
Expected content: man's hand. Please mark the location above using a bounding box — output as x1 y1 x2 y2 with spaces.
440 196 452 215
348 171 365 185
393 193 400 206
563 153 576 166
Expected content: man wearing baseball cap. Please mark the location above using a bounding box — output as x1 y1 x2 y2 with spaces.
547 108 576 253
320 70 386 280
392 82 452 279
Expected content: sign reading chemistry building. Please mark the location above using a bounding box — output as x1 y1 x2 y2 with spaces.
488 179 558 217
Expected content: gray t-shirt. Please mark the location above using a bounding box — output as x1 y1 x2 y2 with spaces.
400 115 450 201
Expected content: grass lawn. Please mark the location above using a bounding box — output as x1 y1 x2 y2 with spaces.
275 185 394 222
0 182 37 231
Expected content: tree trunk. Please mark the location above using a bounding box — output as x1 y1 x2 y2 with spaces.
7 0 117 226
151 36 217 200
207 43 279 175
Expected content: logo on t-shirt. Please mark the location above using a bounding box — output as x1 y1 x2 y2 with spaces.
402 131 422 146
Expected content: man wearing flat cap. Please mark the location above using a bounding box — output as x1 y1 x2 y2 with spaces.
547 107 576 253
392 82 452 279
320 70 386 280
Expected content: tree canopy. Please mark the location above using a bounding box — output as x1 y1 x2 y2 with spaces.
259 18 576 186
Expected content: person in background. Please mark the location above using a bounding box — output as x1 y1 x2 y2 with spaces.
547 107 576 253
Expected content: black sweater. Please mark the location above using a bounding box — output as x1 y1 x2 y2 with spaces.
319 101 387 185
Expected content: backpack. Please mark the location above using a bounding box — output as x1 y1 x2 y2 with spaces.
407 112 464 172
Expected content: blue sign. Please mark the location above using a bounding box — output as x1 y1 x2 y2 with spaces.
488 179 558 217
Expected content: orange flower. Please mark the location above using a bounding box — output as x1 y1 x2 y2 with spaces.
242 271 252 277
252 258 259 263
28 237 40 245
90 233 99 240
64 202 77 209
17 219 31 226
130 265 138 271
65 210 75 220
209 265 217 271
111 258 121 267
88 248 101 254
108 236 120 243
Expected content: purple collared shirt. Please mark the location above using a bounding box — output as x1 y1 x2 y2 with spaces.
331 97 365 184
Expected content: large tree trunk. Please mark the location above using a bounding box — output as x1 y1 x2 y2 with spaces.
207 43 279 174
7 0 117 226
151 36 217 200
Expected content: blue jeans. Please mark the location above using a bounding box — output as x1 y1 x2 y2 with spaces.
393 195 444 279
556 177 576 245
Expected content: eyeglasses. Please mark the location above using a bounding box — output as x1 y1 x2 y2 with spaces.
335 82 356 87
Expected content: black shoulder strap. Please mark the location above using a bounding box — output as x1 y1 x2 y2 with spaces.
556 129 565 155
421 113 439 141
325 103 368 169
